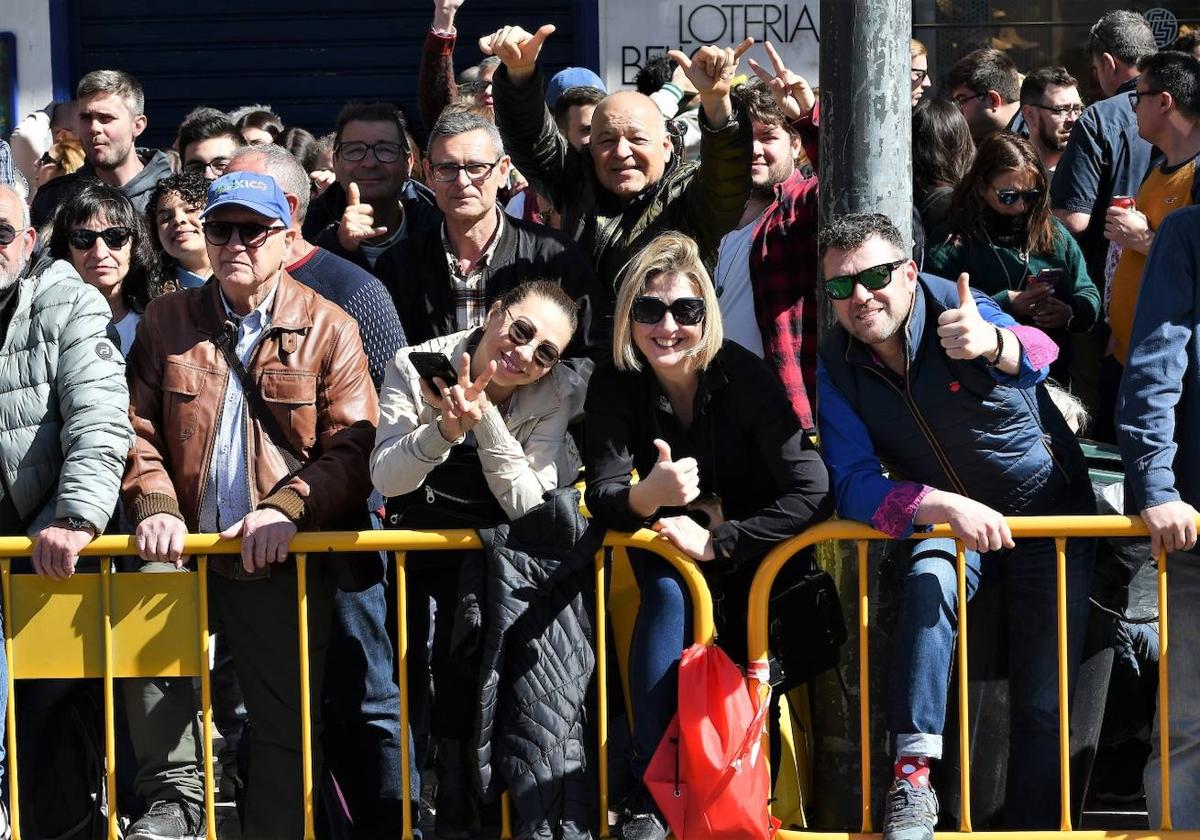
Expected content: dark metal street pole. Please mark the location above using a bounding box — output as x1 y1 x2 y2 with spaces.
808 0 913 828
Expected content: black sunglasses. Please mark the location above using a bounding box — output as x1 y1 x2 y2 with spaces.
504 311 561 369
994 188 1042 206
0 224 16 247
1129 89 1165 108
68 227 133 250
202 221 286 248
631 296 706 326
824 260 904 301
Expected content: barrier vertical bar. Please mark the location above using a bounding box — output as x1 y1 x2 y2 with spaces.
1158 547 1172 829
101 558 119 840
595 549 610 837
857 540 872 833
295 553 316 840
2 558 20 840
1055 537 1072 831
197 556 217 840
956 542 972 832
394 551 414 840
501 794 513 839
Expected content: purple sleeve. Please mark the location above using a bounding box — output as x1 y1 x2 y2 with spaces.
1008 325 1059 370
870 482 935 538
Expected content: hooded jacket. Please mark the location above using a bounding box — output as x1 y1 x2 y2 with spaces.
30 149 173 229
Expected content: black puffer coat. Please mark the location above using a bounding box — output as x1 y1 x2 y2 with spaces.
453 488 605 840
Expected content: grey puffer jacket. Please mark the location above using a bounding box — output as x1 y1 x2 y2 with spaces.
0 259 131 533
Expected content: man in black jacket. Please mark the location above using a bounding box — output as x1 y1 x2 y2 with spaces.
376 108 606 360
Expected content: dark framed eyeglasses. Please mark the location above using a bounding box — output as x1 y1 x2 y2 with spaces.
429 159 504 183
630 296 706 326
952 91 988 109
67 227 133 251
910 68 929 84
0 224 17 246
38 151 63 168
1031 103 1084 118
503 310 561 369
184 157 230 177
335 141 406 163
1129 89 1165 109
824 260 904 301
202 221 287 248
994 188 1042 207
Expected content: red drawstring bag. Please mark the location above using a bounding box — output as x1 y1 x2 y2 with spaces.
644 645 779 840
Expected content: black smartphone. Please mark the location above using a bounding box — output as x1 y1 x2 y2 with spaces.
1032 267 1069 301
408 352 459 391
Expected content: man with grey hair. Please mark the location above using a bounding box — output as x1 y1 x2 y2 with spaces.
0 182 132 838
30 69 172 228
223 142 414 835
1051 10 1158 437
375 107 602 355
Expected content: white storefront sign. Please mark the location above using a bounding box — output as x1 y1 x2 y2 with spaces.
597 1 821 92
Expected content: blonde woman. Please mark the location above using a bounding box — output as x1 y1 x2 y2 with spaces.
583 231 832 840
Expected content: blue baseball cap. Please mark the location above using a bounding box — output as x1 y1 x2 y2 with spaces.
201 172 291 224
545 67 606 106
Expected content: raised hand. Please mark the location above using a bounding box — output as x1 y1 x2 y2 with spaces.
667 37 753 102
642 439 701 509
747 41 815 120
337 182 388 253
434 352 497 440
479 24 556 82
433 0 465 32
937 274 998 361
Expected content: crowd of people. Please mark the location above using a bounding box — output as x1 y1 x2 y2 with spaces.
0 3 1197 840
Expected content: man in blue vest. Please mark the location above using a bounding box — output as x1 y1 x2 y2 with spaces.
815 213 1095 839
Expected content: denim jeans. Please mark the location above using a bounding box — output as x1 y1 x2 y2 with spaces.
887 536 1094 827
1145 550 1200 828
627 550 692 779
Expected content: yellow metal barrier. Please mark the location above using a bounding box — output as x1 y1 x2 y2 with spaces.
0 528 714 840
747 515 1191 840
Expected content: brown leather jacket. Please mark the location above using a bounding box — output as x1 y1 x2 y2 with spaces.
122 272 380 578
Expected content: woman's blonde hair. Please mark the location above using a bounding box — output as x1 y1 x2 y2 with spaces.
611 231 723 372
911 38 928 59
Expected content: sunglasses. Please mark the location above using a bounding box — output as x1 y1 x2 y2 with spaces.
824 260 904 301
67 227 133 250
0 224 16 247
504 311 561 369
631 296 706 326
994 188 1042 206
202 221 287 248
38 151 64 168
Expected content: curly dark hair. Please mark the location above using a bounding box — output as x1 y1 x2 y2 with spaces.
48 179 162 312
146 172 210 288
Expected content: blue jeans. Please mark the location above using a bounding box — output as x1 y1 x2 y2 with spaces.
627 550 692 778
887 536 1094 827
1146 550 1200 828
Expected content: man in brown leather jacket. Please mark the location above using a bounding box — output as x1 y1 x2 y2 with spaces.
122 171 379 839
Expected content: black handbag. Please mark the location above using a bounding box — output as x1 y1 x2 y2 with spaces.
767 561 848 692
384 443 508 530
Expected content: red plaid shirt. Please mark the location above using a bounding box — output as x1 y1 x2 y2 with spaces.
750 113 820 429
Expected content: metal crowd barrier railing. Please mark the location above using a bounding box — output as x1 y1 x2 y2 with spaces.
0 529 715 840
747 515 1187 840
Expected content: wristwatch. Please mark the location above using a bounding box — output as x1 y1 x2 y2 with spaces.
63 516 97 535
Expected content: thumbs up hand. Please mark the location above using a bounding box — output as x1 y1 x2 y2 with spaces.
937 273 998 361
337 182 388 253
640 438 701 509
479 24 555 82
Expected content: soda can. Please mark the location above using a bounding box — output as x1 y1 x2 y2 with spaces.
1111 195 1136 209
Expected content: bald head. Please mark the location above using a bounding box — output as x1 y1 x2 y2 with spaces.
589 91 673 199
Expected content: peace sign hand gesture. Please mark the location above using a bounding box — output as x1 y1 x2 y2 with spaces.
747 41 815 121
427 352 497 442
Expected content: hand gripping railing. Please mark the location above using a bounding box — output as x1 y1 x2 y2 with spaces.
746 515 1197 840
0 528 713 840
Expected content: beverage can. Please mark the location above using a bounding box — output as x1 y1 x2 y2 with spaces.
1111 195 1136 209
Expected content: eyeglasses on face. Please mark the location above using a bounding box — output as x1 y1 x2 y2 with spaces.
952 91 988 109
202 221 287 248
38 151 64 168
994 188 1042 206
503 310 561 368
68 227 133 251
910 68 929 84
429 159 504 183
184 157 230 177
1032 103 1084 118
335 141 405 163
824 260 904 301
630 296 706 326
0 224 18 246
1129 89 1165 109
